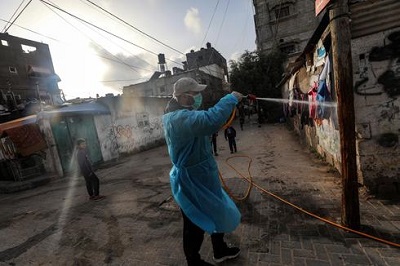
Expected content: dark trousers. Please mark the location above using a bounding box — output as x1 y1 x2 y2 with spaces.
83 172 100 197
228 138 237 152
181 210 227 265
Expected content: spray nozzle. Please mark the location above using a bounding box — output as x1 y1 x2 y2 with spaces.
246 94 257 101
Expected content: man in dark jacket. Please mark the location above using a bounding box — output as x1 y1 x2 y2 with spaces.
76 139 105 201
224 126 237 153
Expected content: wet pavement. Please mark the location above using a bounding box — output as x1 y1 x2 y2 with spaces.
1 120 400 266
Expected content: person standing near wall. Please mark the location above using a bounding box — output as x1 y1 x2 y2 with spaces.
162 77 243 265
76 138 105 201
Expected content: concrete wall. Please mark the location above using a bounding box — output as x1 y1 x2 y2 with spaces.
38 118 63 177
352 28 400 194
97 96 168 159
285 27 400 196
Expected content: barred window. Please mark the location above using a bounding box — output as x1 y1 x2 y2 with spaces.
275 6 290 19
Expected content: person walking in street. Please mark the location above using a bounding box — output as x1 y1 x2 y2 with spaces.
239 114 245 131
162 77 242 266
76 138 105 201
224 126 237 153
210 132 218 156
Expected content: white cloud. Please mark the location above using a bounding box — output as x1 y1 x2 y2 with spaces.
184 8 202 35
229 51 243 62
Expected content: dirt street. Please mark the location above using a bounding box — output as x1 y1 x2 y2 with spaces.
0 120 383 265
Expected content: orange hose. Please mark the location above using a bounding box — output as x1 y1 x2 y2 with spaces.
219 155 400 248
221 108 236 130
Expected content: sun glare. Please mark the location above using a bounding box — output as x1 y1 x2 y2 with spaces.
53 44 109 100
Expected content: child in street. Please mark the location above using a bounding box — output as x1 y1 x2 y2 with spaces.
76 138 105 201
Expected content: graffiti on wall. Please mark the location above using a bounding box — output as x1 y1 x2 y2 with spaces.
354 31 400 149
115 125 133 139
378 99 400 123
355 31 400 97
104 124 119 151
104 113 164 154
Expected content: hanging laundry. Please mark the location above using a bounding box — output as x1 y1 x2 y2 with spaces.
316 79 331 119
308 81 318 119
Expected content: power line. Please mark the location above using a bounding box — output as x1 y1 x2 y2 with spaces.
0 18 153 73
43 0 153 73
39 0 183 66
214 0 230 45
2 0 26 33
201 0 231 79
3 0 33 33
84 0 185 56
200 0 220 47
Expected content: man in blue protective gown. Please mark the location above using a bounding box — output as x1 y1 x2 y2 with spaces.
162 77 243 266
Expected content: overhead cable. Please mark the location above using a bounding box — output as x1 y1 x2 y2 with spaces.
0 18 153 73
200 0 220 47
3 0 33 33
39 0 183 66
2 0 26 33
85 0 185 56
43 0 153 73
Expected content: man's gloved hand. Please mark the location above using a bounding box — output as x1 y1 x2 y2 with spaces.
231 91 244 102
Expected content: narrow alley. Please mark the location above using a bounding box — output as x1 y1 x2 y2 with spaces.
0 120 399 266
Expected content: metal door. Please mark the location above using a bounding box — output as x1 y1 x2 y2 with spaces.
51 115 102 174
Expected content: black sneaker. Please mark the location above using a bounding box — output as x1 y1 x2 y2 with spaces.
213 246 240 263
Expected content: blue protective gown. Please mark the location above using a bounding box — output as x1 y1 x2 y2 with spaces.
162 94 241 234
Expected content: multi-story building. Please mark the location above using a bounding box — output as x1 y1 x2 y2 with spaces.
253 0 321 59
123 43 228 109
0 33 62 122
185 42 228 81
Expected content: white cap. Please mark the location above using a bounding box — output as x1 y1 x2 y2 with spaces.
173 77 207 98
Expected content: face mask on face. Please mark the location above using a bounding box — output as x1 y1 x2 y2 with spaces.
191 93 203 110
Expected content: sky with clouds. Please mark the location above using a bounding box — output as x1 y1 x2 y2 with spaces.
0 0 256 99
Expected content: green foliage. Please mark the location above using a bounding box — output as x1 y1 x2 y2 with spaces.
229 49 287 122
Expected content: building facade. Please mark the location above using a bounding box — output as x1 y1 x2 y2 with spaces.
123 43 229 109
185 42 228 81
0 33 62 122
253 0 321 59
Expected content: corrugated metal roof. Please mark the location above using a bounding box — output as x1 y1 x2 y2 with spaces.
38 101 110 118
350 0 400 39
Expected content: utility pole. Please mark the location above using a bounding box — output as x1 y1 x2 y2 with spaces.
329 0 360 229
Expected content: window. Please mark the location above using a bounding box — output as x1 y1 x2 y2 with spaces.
1 40 8 46
21 44 36 53
159 86 166 94
9 67 17 74
279 43 297 55
275 6 290 19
